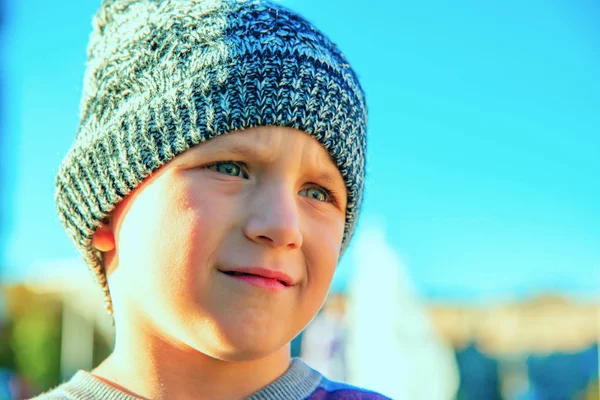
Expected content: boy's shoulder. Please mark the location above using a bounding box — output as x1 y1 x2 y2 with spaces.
27 370 138 400
307 375 392 400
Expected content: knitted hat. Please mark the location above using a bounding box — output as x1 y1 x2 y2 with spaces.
55 0 368 314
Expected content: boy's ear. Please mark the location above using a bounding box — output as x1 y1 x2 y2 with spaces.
92 218 116 252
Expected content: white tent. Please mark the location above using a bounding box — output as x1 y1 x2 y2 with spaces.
345 220 459 399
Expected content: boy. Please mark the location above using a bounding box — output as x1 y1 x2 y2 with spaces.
37 0 387 398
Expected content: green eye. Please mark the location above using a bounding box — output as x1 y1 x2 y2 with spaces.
301 187 330 202
208 161 246 177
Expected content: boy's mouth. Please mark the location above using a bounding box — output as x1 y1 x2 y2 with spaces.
219 266 294 288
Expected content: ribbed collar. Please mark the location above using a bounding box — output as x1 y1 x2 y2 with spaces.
61 358 321 400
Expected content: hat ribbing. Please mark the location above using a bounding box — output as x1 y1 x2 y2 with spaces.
55 0 367 314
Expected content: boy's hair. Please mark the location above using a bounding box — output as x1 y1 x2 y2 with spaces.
55 0 368 314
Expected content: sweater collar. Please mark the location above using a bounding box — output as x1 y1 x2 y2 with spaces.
67 358 321 400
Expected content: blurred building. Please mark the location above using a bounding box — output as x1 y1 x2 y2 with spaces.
427 296 600 399
427 296 598 356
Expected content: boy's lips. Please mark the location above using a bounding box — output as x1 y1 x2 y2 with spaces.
218 266 295 288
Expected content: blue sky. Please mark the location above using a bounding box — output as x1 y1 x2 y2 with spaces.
1 0 599 303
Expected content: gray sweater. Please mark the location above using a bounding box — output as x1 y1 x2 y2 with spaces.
31 359 389 400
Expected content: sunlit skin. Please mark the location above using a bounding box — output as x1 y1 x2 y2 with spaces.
90 126 348 400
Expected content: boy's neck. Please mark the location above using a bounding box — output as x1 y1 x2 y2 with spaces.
91 324 292 400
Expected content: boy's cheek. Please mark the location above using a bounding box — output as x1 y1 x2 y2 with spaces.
304 212 345 262
115 179 230 289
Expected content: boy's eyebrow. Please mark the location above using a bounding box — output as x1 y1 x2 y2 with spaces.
215 142 273 161
178 139 270 164
313 170 345 190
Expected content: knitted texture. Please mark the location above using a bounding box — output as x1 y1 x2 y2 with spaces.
55 0 368 315
32 359 390 399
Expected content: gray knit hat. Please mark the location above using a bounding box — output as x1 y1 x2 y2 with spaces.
55 0 367 314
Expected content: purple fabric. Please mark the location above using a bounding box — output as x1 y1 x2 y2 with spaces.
308 387 391 399
306 375 392 399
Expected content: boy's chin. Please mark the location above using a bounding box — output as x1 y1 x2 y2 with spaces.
207 346 281 363
196 337 288 363
188 321 293 362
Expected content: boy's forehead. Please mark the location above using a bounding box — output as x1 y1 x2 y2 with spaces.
183 127 339 167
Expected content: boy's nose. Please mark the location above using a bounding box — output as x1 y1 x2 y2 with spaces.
243 186 303 250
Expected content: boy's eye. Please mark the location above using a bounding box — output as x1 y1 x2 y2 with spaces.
207 161 247 178
300 187 331 202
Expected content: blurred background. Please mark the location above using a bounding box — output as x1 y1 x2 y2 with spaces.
0 0 599 399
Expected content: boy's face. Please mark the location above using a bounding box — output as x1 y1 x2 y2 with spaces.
102 126 347 360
